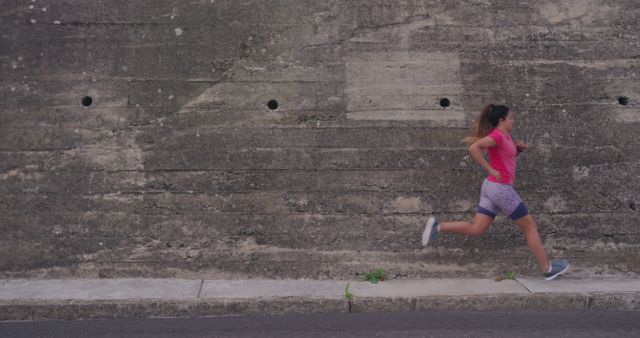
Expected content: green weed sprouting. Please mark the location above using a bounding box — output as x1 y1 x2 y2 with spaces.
362 268 386 284
344 283 353 301
495 271 517 281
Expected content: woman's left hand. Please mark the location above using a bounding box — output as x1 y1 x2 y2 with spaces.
515 140 528 153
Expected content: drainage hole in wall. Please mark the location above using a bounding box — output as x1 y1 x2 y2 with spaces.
267 99 278 110
439 98 450 108
618 96 629 106
81 96 93 107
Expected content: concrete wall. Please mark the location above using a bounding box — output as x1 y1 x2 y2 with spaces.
1 0 639 279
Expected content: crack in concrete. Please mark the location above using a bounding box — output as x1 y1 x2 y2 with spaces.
197 279 204 299
515 278 534 293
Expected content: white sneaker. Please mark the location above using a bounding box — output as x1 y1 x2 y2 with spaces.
421 217 439 247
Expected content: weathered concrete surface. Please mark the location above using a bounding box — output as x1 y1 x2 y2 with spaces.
1 278 640 320
1 0 639 279
518 277 640 293
0 279 201 300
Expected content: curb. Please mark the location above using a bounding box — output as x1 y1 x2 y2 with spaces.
3 293 640 321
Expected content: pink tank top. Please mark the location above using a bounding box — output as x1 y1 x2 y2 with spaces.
486 128 517 185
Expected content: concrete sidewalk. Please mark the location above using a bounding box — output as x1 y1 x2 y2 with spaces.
1 278 640 320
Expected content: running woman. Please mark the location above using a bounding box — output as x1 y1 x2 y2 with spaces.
421 104 569 280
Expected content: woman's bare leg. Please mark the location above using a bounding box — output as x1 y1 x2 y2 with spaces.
514 214 550 272
439 213 494 236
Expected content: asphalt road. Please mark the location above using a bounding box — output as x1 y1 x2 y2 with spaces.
2 311 640 337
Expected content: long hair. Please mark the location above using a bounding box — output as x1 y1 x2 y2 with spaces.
463 104 510 146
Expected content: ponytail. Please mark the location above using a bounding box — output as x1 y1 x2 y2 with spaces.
462 104 510 146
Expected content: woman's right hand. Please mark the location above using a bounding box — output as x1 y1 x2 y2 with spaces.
488 168 502 182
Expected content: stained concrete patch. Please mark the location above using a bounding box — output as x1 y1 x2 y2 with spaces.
0 279 201 300
517 278 640 293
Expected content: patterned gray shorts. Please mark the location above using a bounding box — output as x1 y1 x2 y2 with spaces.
477 179 529 220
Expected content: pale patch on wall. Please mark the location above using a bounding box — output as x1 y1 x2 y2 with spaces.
86 193 143 203
573 166 590 180
0 169 43 181
234 237 292 253
611 107 640 122
505 59 637 69
345 52 464 121
176 82 324 110
452 199 474 213
389 196 423 213
345 195 378 213
543 195 569 213
539 0 617 25
66 130 145 172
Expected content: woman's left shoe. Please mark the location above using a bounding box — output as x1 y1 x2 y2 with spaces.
543 259 570 280
421 217 439 247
